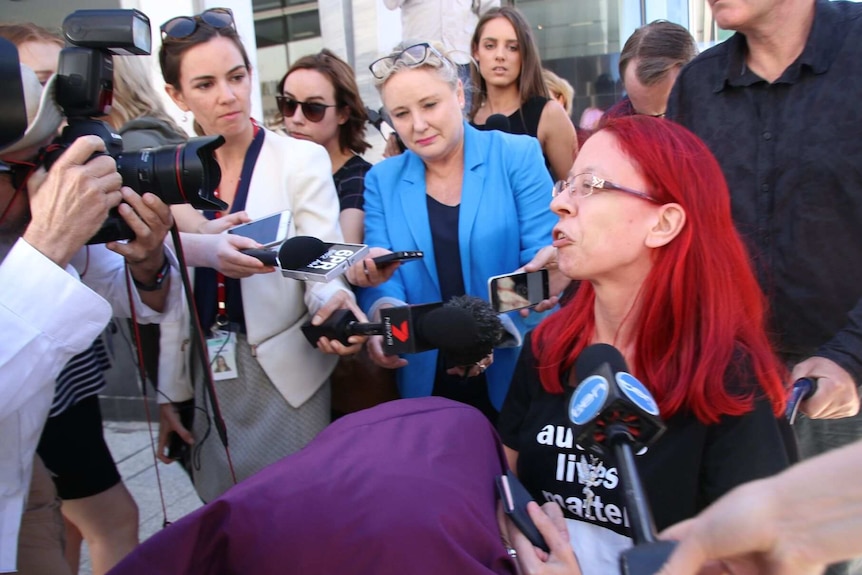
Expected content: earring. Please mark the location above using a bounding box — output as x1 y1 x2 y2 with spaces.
181 112 189 123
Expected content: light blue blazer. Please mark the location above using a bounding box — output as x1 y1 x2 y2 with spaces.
358 123 557 410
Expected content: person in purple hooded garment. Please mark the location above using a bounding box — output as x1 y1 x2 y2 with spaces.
107 397 522 575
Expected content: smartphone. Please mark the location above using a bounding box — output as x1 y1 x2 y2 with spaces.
488 269 550 313
496 471 549 552
280 242 370 282
371 250 424 267
227 210 291 248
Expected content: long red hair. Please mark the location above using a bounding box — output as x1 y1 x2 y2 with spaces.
532 116 787 424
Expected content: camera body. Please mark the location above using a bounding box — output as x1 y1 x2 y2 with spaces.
43 10 227 244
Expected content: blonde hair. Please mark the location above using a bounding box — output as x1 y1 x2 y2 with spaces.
109 56 185 136
542 69 574 115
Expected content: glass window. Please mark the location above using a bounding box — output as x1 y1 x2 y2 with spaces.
514 0 627 122
288 10 321 40
255 16 290 48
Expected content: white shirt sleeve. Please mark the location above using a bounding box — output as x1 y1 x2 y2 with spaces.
0 239 111 421
73 244 183 323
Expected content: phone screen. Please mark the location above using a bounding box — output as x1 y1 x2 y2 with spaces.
489 269 550 313
227 211 290 247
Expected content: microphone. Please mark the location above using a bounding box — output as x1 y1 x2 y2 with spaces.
568 343 675 574
483 113 511 133
241 236 326 267
786 377 818 424
301 295 503 362
241 236 369 282
436 294 504 366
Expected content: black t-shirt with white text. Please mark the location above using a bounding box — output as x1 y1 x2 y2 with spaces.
498 334 791 572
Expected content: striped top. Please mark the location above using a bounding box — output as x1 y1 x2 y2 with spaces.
50 336 110 417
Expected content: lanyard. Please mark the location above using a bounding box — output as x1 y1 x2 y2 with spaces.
211 121 262 329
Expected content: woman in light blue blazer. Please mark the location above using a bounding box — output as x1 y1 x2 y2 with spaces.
355 41 558 421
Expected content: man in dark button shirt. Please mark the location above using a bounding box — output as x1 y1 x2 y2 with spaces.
667 2 862 572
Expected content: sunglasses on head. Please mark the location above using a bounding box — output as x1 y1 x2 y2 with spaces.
276 96 337 123
369 43 446 80
160 8 235 40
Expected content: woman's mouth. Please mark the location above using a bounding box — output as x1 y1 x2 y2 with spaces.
552 229 572 248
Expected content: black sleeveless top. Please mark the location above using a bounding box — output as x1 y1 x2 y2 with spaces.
471 96 552 178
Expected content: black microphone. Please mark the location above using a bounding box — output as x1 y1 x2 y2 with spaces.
436 294 504 366
483 113 511 133
301 295 503 361
241 236 326 267
241 236 370 282
568 343 675 574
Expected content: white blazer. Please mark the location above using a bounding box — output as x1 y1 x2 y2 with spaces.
162 129 353 408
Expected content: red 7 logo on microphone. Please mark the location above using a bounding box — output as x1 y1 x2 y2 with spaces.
391 321 410 342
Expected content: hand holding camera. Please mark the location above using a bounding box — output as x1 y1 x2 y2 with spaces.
22 135 123 267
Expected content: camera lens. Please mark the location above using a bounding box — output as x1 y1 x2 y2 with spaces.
116 135 227 211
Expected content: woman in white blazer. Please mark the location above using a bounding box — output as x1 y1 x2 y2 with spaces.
155 8 364 501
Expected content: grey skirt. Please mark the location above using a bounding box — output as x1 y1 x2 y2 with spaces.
190 332 330 502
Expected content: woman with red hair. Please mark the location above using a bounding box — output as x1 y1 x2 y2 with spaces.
497 115 792 574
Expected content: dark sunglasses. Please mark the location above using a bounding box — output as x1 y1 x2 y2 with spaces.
160 8 235 40
276 96 337 123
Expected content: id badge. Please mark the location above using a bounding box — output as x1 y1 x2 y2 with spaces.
207 330 238 381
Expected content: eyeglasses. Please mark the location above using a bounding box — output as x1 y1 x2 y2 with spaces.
369 43 446 80
0 160 37 192
276 97 337 123
160 8 235 40
0 160 37 224
552 173 658 203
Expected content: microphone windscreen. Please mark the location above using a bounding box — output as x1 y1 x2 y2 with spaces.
278 236 328 269
485 114 511 133
423 295 504 366
575 343 628 383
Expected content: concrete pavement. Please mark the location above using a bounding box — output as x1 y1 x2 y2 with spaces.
79 421 203 575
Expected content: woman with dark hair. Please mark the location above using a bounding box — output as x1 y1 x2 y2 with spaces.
278 50 397 417
156 8 364 502
277 49 371 244
469 6 576 182
498 116 792 574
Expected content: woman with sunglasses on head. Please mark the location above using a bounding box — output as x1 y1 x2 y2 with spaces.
469 6 577 183
496 116 794 574
353 40 556 423
156 8 365 502
277 49 371 245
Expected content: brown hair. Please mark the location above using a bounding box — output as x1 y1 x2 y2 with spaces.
278 49 370 155
0 22 63 48
469 6 549 118
619 20 698 87
158 20 251 90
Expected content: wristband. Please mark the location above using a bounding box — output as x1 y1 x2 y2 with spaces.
132 255 171 292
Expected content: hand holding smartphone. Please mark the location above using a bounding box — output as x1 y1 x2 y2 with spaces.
371 250 424 267
497 470 550 552
227 210 291 248
488 269 550 313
